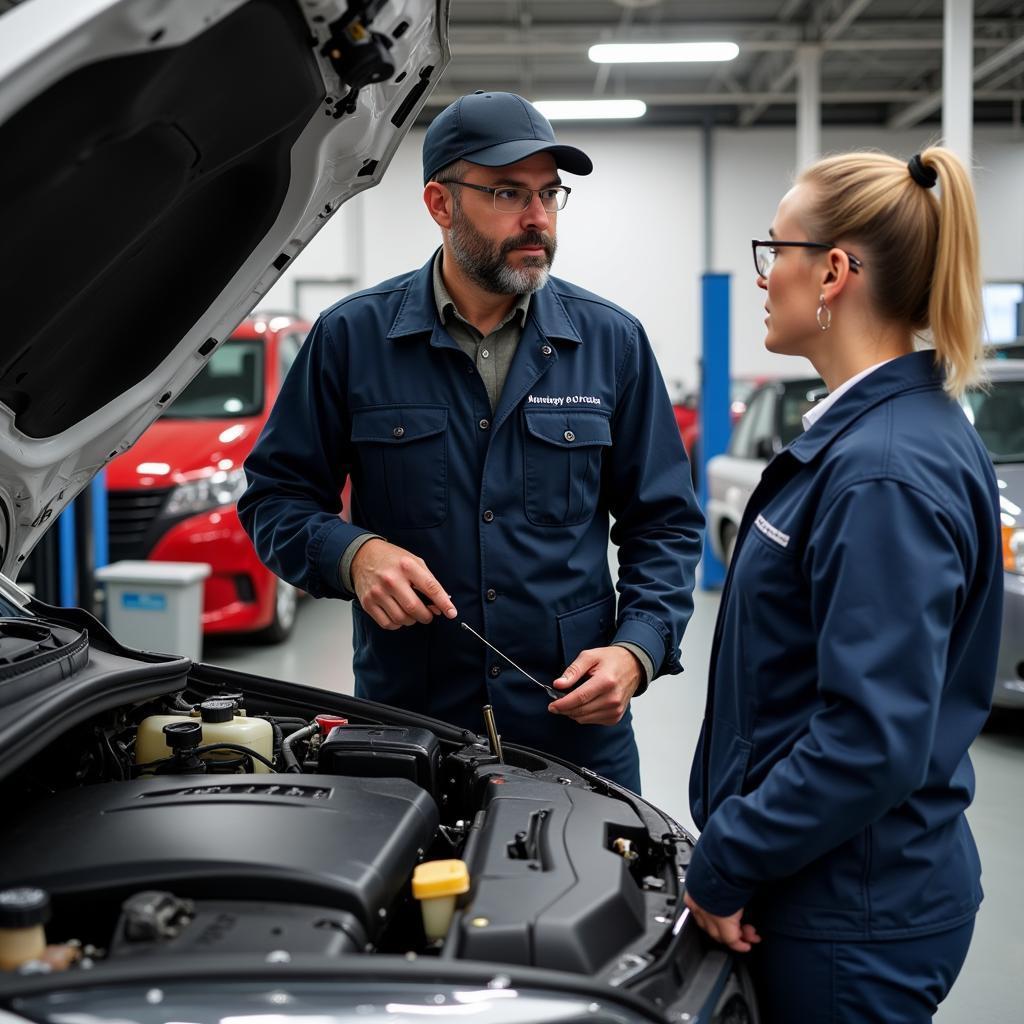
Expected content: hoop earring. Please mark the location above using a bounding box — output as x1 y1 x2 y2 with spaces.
816 294 832 331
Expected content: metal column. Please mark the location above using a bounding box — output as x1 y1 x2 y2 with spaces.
796 45 822 172
943 0 974 171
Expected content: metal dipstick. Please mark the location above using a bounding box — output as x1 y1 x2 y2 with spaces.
482 704 503 762
460 622 560 699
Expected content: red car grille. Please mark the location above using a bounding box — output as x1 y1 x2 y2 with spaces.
107 488 172 562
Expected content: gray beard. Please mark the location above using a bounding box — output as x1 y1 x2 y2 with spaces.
447 209 556 295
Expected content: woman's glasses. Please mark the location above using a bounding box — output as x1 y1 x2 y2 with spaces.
752 240 864 278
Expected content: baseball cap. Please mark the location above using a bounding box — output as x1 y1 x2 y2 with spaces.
422 91 593 184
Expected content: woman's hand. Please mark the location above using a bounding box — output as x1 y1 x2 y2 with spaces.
684 892 762 953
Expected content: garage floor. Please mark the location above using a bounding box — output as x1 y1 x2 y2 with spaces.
205 586 1022 1022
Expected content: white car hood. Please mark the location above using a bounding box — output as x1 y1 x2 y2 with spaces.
0 0 448 579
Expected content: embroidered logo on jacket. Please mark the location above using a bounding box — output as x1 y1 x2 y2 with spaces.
527 394 602 407
754 514 790 548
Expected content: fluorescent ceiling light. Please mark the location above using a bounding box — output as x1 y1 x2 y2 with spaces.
533 99 647 120
589 42 739 64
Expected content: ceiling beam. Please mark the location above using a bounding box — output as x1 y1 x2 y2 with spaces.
447 36 988 57
422 88 1024 108
888 32 1024 128
777 0 808 20
738 0 875 126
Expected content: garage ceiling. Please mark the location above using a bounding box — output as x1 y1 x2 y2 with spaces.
426 0 1024 127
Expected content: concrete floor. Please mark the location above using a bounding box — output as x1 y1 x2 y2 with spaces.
204 587 1023 1022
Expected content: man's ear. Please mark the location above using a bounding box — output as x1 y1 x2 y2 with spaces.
423 182 454 229
821 248 852 305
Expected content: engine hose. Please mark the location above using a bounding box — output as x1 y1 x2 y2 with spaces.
268 719 284 762
134 743 275 774
191 742 275 771
282 722 319 773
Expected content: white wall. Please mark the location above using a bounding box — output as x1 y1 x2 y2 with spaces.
266 122 1024 391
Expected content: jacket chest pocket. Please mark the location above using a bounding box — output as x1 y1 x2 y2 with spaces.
350 405 448 529
522 410 612 526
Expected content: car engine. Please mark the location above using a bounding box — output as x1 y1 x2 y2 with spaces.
0 684 681 977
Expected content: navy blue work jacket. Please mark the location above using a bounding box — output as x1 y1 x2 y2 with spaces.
687 351 1002 940
238 254 703 785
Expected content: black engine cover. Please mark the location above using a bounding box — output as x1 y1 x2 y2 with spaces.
1 774 438 941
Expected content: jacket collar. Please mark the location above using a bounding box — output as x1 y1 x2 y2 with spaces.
387 249 583 346
786 350 946 464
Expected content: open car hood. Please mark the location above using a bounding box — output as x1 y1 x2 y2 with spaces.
0 0 449 579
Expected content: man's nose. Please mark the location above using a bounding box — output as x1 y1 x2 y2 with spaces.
756 274 768 291
520 193 551 231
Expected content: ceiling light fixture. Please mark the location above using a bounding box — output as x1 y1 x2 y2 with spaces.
533 99 647 120
588 42 739 64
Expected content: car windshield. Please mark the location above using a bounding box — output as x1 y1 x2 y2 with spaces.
780 381 825 447
162 339 264 419
964 378 1024 462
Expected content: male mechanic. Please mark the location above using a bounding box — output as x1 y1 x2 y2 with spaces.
238 92 702 791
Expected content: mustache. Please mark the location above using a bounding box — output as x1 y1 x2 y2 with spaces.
501 231 554 258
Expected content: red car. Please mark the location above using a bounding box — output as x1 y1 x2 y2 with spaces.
105 313 311 642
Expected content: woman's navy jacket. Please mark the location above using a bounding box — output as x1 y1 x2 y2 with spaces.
687 351 1003 939
238 255 703 782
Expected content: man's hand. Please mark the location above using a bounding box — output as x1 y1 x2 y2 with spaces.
684 892 761 953
351 538 457 630
547 646 642 725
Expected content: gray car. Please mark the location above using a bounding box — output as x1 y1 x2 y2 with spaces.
707 361 1024 710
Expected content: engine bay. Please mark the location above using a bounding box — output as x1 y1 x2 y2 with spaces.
0 676 691 985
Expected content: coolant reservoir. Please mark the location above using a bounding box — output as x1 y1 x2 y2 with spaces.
136 699 273 773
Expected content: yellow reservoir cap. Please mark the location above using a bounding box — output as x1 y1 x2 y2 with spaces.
412 860 470 900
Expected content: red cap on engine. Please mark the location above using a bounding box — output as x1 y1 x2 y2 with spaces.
315 714 349 735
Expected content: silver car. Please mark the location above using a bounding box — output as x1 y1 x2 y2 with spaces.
705 377 823 564
964 361 1024 708
707 361 1024 710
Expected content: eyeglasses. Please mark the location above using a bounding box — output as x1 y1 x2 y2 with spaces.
443 180 572 212
751 240 864 278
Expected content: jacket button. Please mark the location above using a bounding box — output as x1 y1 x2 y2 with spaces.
541 345 553 357
563 430 575 442
486 588 497 601
482 510 495 523
489 665 501 677
479 418 490 430
392 426 405 438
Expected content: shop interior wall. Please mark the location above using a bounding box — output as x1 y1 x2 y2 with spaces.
262 123 1024 396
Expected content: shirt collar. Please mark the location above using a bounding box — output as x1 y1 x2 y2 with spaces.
786 350 946 464
802 358 896 431
387 249 583 345
432 250 530 333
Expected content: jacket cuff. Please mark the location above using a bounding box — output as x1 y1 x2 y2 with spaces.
309 519 377 598
613 641 654 696
340 533 385 594
612 617 668 677
685 837 755 917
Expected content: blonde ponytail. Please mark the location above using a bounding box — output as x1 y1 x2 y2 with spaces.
798 146 983 398
918 147 984 398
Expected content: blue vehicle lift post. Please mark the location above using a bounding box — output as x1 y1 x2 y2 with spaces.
700 271 731 590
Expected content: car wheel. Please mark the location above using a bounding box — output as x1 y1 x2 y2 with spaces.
721 522 738 567
256 577 299 644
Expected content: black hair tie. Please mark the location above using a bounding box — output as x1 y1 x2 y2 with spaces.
908 153 938 188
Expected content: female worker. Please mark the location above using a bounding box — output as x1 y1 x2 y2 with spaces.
684 147 1003 1022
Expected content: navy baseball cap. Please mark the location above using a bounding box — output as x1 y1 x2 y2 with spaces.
422 91 593 184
